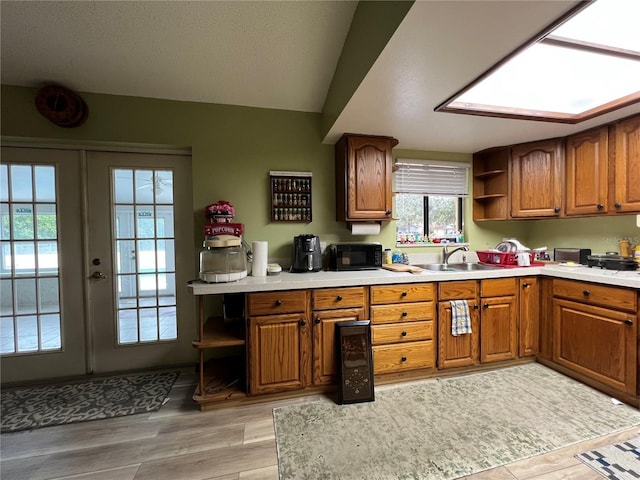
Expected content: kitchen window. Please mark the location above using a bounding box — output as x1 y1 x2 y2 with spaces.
394 160 469 245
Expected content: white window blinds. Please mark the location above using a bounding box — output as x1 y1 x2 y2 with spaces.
394 159 470 196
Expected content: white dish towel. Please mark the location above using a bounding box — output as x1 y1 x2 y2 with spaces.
450 299 472 336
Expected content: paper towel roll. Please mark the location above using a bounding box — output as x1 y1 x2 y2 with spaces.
251 241 268 276
350 223 381 235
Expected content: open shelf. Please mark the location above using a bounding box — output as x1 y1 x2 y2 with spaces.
192 317 245 349
475 193 507 200
474 169 507 179
193 357 247 406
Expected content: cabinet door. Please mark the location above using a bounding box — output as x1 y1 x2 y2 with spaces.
613 115 640 213
312 307 366 386
565 127 608 216
480 296 517 363
337 135 394 221
248 313 311 395
553 299 637 395
518 277 539 357
437 300 479 369
511 139 563 218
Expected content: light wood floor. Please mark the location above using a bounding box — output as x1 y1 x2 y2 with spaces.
1 366 637 480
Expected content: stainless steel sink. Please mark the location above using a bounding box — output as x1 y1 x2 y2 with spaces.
416 263 501 272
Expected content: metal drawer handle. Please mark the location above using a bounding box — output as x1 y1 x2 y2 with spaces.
402 311 408 317
401 331 407 336
401 291 408 297
401 356 407 362
522 283 530 288
582 290 590 297
624 319 633 326
483 303 489 309
299 320 307 327
275 300 283 306
315 317 321 324
336 295 343 301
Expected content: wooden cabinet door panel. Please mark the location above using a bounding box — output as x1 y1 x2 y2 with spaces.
248 313 310 395
312 307 366 386
480 296 517 363
373 341 434 374
370 283 435 304
438 300 480 369
519 277 539 357
565 127 608 216
511 139 563 218
553 299 637 394
613 115 640 213
370 302 434 324
371 321 433 345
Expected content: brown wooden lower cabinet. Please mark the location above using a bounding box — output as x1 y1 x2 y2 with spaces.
438 280 480 369
518 277 539 357
480 278 517 363
370 283 436 374
551 279 638 397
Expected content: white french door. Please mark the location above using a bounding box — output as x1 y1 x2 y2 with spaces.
1 146 196 383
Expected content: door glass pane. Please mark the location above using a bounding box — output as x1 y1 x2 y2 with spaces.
113 168 177 345
34 166 56 202
10 165 33 202
1 163 62 356
13 205 34 240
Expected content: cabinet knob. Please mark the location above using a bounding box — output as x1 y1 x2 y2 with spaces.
401 291 408 297
624 319 633 326
483 303 489 309
615 202 622 209
401 331 407 336
315 317 321 324
554 207 561 214
385 210 392 215
582 290 590 296
401 356 407 362
522 283 530 288
336 295 343 301
597 204 604 210
473 304 479 310
275 300 282 306
299 320 307 327
401 311 408 317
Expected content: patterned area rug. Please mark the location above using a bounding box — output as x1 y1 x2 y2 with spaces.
1 371 179 433
577 437 640 480
274 364 640 480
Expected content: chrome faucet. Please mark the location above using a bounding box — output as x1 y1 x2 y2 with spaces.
442 244 469 266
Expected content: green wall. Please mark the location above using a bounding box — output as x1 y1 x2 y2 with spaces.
2 85 638 265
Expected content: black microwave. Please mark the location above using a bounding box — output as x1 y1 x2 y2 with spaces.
327 243 383 271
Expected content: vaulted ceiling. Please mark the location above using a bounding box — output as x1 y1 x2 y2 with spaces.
2 1 639 153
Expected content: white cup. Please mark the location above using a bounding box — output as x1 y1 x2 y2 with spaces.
517 252 531 266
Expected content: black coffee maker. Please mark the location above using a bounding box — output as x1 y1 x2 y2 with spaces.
291 234 322 272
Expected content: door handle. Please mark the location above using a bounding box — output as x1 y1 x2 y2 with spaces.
90 271 107 280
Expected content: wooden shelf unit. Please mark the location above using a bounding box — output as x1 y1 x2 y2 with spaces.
270 171 312 223
473 147 510 221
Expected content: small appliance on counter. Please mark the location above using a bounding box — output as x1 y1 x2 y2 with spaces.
327 242 383 271
199 200 251 283
291 234 322 272
554 248 592 265
587 253 639 271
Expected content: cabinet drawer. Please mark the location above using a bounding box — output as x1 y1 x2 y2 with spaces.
248 290 307 316
553 279 637 312
481 277 516 297
373 341 434 374
372 321 433 345
370 283 434 304
312 287 366 310
438 280 477 301
370 302 434 324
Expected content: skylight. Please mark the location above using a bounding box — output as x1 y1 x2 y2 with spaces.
438 0 640 123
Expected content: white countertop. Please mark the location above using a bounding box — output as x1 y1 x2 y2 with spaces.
188 264 640 295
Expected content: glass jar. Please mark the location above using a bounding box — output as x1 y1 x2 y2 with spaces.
199 235 248 283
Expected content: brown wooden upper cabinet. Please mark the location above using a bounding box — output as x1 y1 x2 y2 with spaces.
335 134 398 222
565 126 609 216
612 115 640 213
510 139 564 218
